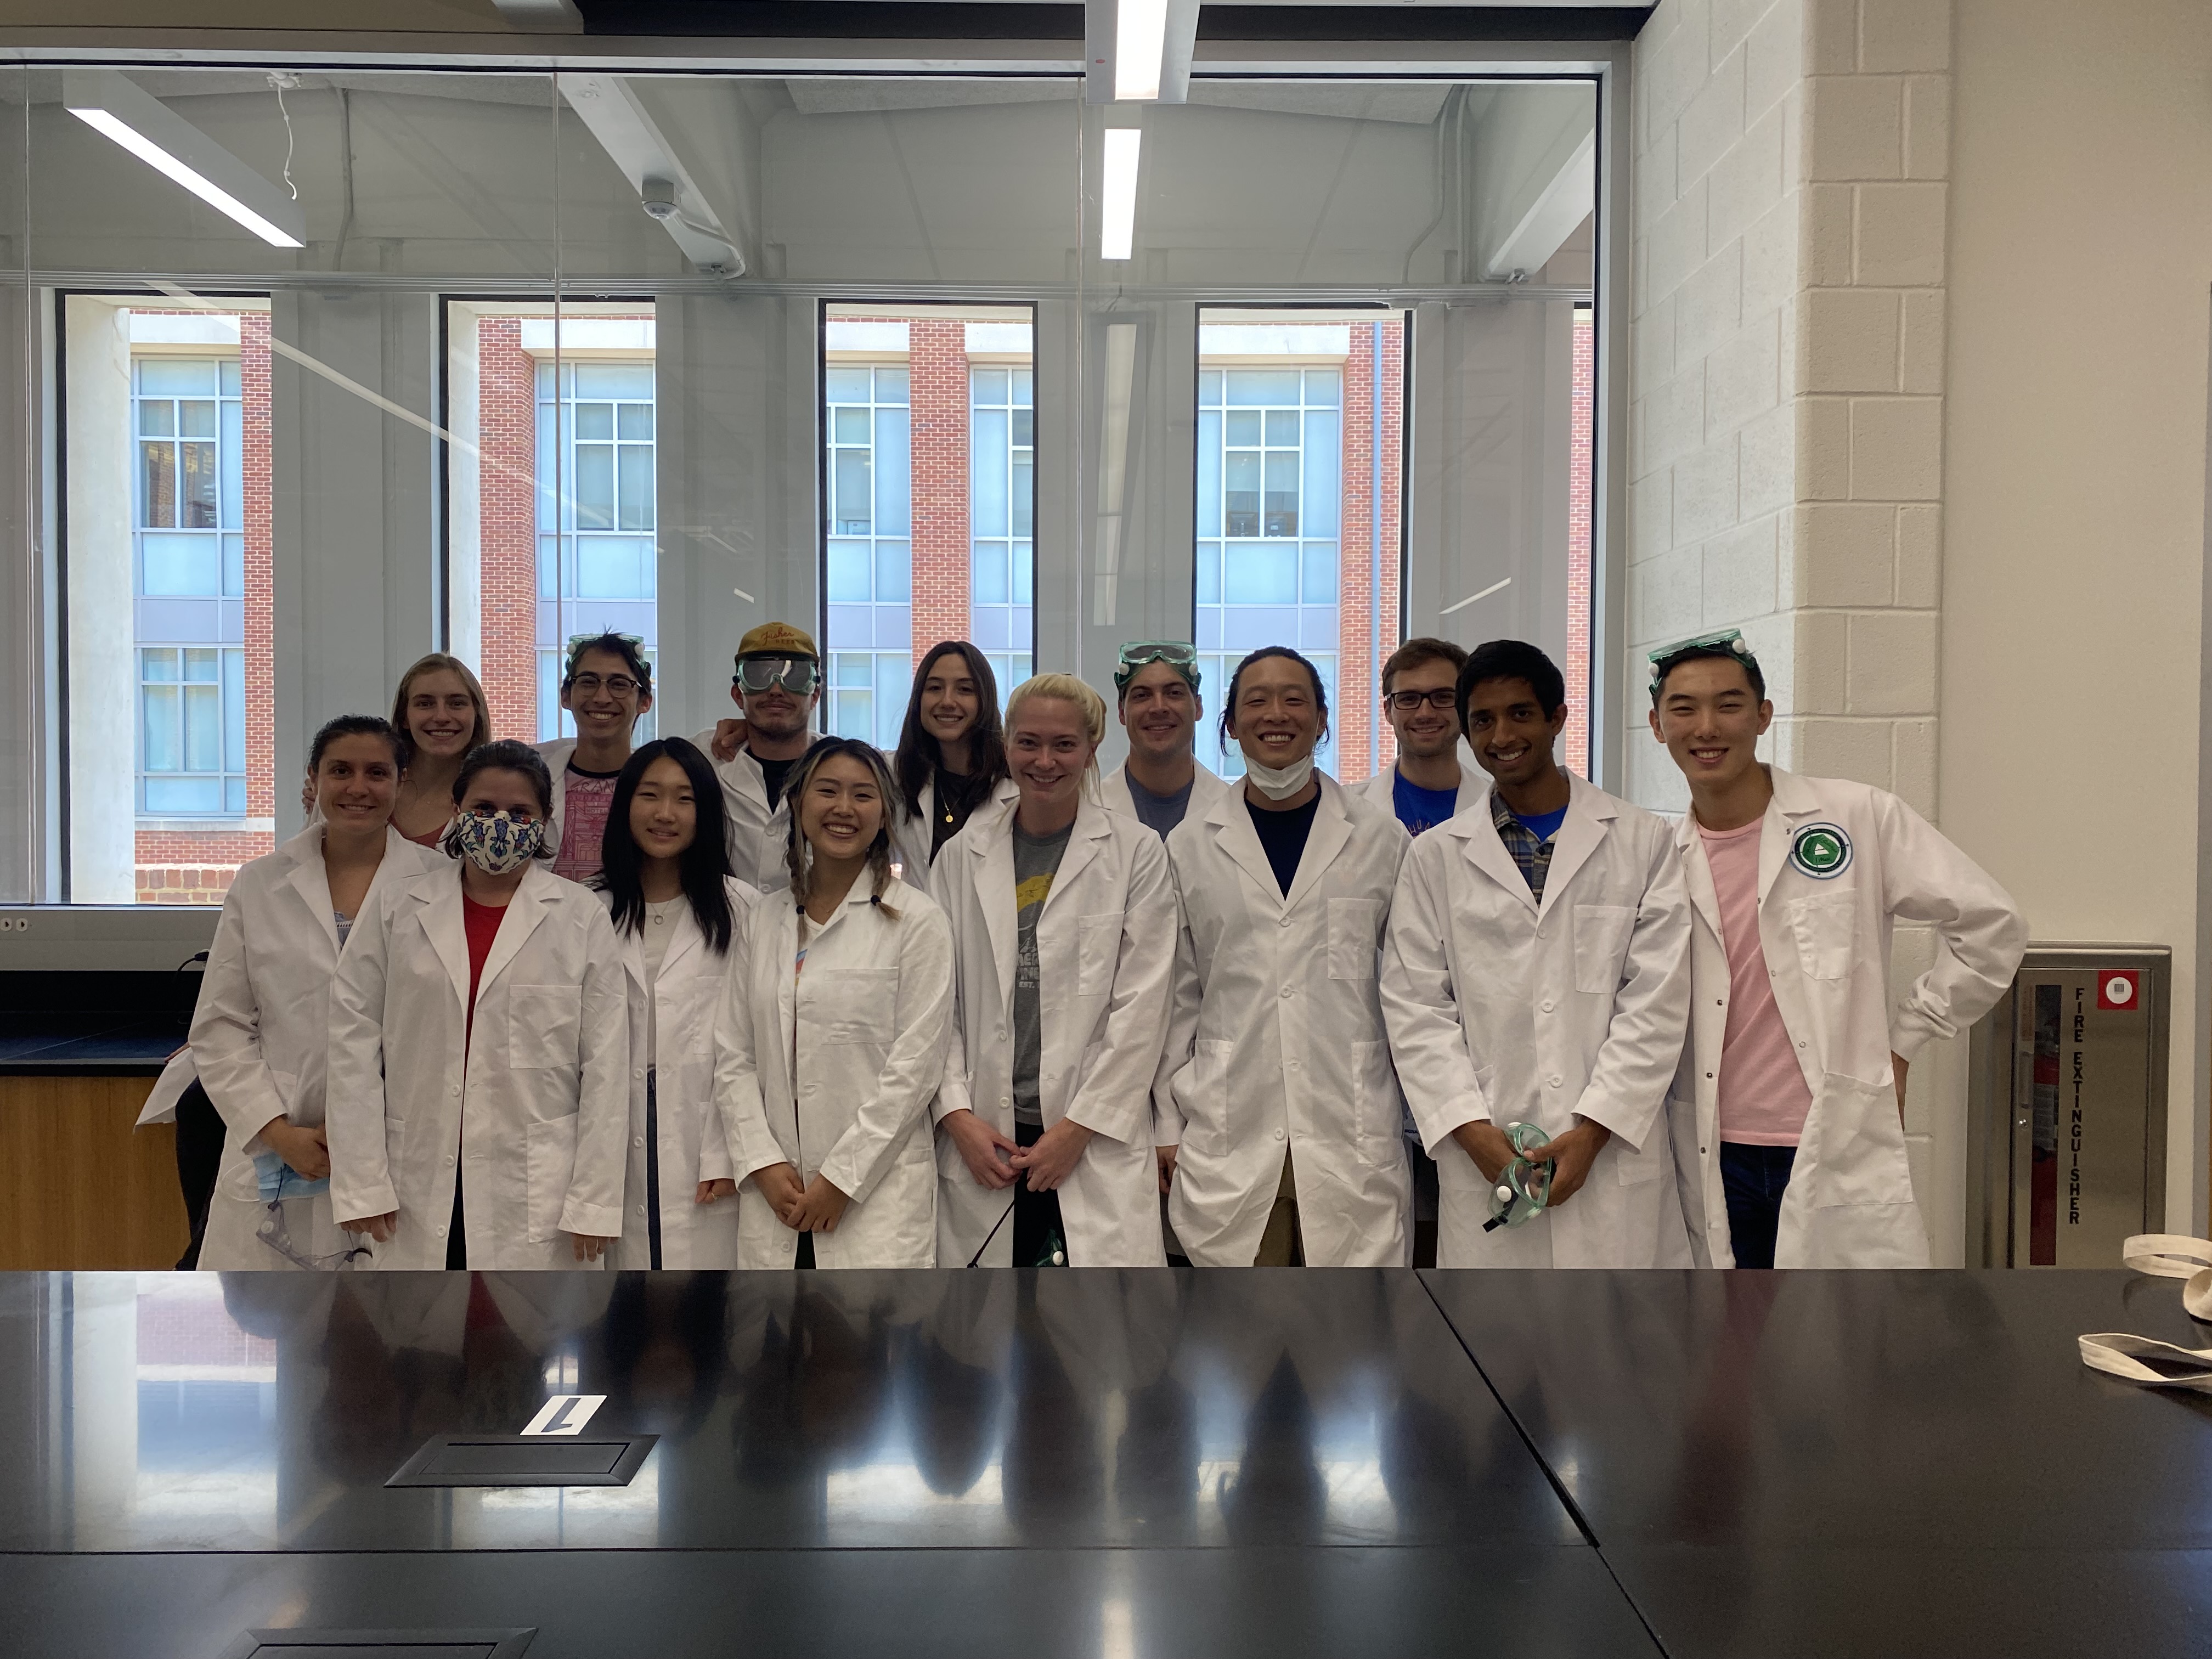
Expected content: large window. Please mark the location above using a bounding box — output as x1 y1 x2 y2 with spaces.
821 305 1037 747
133 356 247 816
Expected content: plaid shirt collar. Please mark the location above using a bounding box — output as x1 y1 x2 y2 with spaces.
1489 789 1557 904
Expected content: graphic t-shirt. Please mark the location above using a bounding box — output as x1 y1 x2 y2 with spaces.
1391 770 1463 838
1011 820 1074 1127
1698 817 1814 1146
552 763 622 884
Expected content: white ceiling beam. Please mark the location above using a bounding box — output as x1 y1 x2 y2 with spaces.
556 72 748 276
63 69 306 249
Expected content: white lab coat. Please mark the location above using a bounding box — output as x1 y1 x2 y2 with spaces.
326 860 631 1271
716 877 954 1267
1159 776 1413 1266
933 795 1177 1267
1668 768 2027 1269
1098 758 1231 834
694 730 825 895
191 825 443 1271
1381 775 1695 1267
890 773 1021 895
1353 758 1486 831
603 878 758 1269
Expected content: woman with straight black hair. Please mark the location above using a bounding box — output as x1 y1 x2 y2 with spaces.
594 737 757 1268
715 737 955 1267
890 641 1017 888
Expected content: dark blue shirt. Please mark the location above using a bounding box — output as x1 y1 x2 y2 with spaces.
1514 803 1568 843
1391 770 1462 838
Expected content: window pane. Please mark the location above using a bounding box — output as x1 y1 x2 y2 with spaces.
225 777 246 814
221 398 242 527
138 359 217 396
1302 409 1341 538
875 539 912 605
142 648 178 682
973 366 1008 402
1197 541 1221 605
1013 368 1032 407
1012 409 1033 447
1013 541 1033 606
223 534 244 599
617 445 653 532
141 533 221 596
873 368 909 404
1264 408 1297 446
1225 451 1260 538
831 651 872 689
538 535 560 601
574 445 615 530
1012 452 1033 539
1223 543 1296 605
876 653 909 749
223 649 245 770
833 449 872 534
1226 409 1261 447
578 536 653 599
139 399 174 438
575 362 653 399
179 399 217 439
538 651 562 742
1304 369 1341 407
874 408 910 535
973 543 1007 605
184 647 219 682
1263 450 1299 537
1302 540 1339 604
825 366 871 403
1197 411 1221 536
180 442 219 528
832 690 870 740
142 684 179 772
1227 369 1299 405
221 358 241 395
833 407 870 444
617 403 653 439
140 442 176 528
827 539 872 603
184 682 222 771
574 402 614 441
1199 369 1222 404
972 407 1008 537
146 776 221 815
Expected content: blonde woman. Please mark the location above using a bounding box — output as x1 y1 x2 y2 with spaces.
932 674 1177 1267
714 738 955 1268
388 653 494 846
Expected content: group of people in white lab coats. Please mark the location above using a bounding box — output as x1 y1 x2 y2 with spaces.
179 616 2027 1276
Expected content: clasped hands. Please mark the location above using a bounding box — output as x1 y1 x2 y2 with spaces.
750 1163 851 1232
1450 1117 1612 1208
941 1107 1090 1192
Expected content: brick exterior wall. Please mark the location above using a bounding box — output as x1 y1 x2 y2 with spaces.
906 319 971 661
1337 319 1407 783
477 316 540 742
134 313 277 905
1565 307 1595 777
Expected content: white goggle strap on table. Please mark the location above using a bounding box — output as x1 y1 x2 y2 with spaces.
2078 1233 2212 1391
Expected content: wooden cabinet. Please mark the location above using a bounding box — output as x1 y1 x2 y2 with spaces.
0 1076 190 1269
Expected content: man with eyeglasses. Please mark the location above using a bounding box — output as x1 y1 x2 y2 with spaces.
694 622 828 894
1356 637 1484 837
1098 641 1229 839
537 631 656 885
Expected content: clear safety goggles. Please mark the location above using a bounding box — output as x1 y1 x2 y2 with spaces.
735 656 821 696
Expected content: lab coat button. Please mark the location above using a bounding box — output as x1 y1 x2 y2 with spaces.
1279 915 1291 928
636 1204 646 1216
1288 1059 1301 1070
1000 1097 1011 1109
1548 1075 1562 1088
435 1225 447 1238
1798 1040 1808 1049
1274 1128 1285 1141
1280 985 1295 998
633 1136 645 1148
1541 998 1555 1013
444 1154 455 1166
633 1068 646 1080
999 1028 1009 1042
448 1085 460 1097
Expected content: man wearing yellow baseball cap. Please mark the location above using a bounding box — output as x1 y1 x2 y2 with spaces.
692 622 828 893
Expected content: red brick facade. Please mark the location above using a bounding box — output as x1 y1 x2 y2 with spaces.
476 316 540 743
906 319 972 660
1337 319 1408 783
1565 307 1594 778
134 313 276 905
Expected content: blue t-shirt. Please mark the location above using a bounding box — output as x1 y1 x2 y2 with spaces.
1391 770 1462 838
1514 803 1569 843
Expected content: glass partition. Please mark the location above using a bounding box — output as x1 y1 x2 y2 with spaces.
1 63 1602 901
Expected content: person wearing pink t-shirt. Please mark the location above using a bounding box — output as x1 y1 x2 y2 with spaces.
537 631 656 885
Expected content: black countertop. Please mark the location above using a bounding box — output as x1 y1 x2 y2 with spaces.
2 1267 2208 1658
0 969 196 1076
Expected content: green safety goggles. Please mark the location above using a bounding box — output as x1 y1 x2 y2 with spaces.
1114 640 1200 691
1646 628 1760 698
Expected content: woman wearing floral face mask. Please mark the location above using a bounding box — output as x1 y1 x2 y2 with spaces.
327 740 630 1270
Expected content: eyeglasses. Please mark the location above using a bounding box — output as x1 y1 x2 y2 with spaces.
567 673 641 698
1388 688 1459 712
736 656 821 695
1115 640 1200 690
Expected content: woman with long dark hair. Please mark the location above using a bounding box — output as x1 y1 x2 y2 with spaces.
889 641 1015 887
593 737 756 1269
327 740 630 1270
714 737 955 1267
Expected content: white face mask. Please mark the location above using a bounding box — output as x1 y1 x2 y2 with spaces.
1242 752 1314 800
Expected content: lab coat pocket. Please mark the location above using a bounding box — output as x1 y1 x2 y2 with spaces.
510 984 583 1070
1326 899 1384 981
1805 1073 1914 1206
1613 1131 1663 1184
1181 1039 1233 1158
1572 904 1636 994
1076 913 1120 997
812 968 899 1043
524 1114 580 1244
1786 892 1857 981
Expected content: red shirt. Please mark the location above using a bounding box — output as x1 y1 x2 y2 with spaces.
461 894 506 1051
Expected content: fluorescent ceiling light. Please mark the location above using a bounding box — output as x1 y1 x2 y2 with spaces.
65 70 306 249
1114 0 1169 100
1101 129 1142 261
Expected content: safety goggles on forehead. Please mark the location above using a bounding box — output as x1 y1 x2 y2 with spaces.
1647 628 1760 687
1115 640 1200 690
736 656 820 695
